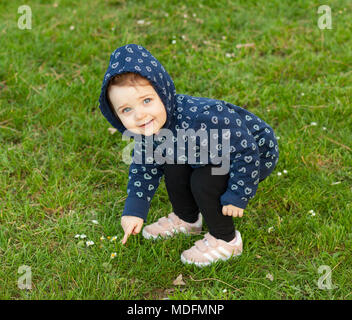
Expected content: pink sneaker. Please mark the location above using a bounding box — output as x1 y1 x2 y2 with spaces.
142 212 202 240
180 231 242 267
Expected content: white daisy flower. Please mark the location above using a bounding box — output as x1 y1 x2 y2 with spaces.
310 122 317 126
309 210 316 216
277 172 282 176
267 227 274 233
283 170 288 174
110 252 117 259
74 234 80 239
80 234 87 239
70 25 75 31
86 240 94 246
91 220 99 224
266 273 274 281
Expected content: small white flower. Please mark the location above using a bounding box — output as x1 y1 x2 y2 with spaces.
110 252 117 259
80 234 87 239
267 227 274 233
70 25 75 31
164 13 169 17
91 220 99 224
310 122 317 126
181 35 186 40
86 240 94 246
192 13 197 17
222 289 227 293
100 236 105 241
277 172 282 176
137 20 145 25
301 93 305 96
266 273 274 281
110 236 117 242
276 136 280 140
74 234 80 239
283 170 288 174
171 40 176 44
322 127 327 130
309 210 316 216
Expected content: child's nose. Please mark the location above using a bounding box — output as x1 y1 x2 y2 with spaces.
135 108 147 120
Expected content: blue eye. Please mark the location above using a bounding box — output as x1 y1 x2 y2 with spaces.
122 107 131 113
144 98 152 104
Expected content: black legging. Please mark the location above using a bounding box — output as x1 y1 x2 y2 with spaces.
164 164 236 242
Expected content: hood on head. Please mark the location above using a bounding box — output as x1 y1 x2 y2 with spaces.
98 44 176 134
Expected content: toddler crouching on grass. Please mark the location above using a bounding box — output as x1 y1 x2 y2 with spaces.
98 44 279 267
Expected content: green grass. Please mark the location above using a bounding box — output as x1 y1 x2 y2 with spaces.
1 0 352 300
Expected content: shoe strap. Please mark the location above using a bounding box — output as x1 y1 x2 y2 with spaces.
168 212 182 226
194 240 208 252
157 217 173 229
204 233 218 247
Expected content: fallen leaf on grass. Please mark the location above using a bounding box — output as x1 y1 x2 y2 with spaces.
173 274 186 286
108 128 117 135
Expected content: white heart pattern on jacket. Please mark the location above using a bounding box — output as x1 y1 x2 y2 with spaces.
244 156 252 163
134 181 141 187
265 162 272 168
144 173 152 180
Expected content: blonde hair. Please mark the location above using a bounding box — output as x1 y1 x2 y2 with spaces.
107 72 151 117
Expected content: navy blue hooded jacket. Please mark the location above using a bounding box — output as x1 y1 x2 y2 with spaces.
98 44 279 222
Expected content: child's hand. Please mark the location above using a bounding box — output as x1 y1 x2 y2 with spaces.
222 205 244 218
121 216 144 245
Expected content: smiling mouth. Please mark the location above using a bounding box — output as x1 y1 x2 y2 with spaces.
139 119 154 127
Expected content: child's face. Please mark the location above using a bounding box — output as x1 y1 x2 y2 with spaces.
108 84 167 136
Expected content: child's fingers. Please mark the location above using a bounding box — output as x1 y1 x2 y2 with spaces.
133 223 143 235
222 207 228 215
238 210 243 218
121 227 133 244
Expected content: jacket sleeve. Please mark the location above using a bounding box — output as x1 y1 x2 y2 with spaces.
121 139 164 222
192 103 261 209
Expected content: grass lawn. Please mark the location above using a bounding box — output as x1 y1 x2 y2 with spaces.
1 0 351 299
